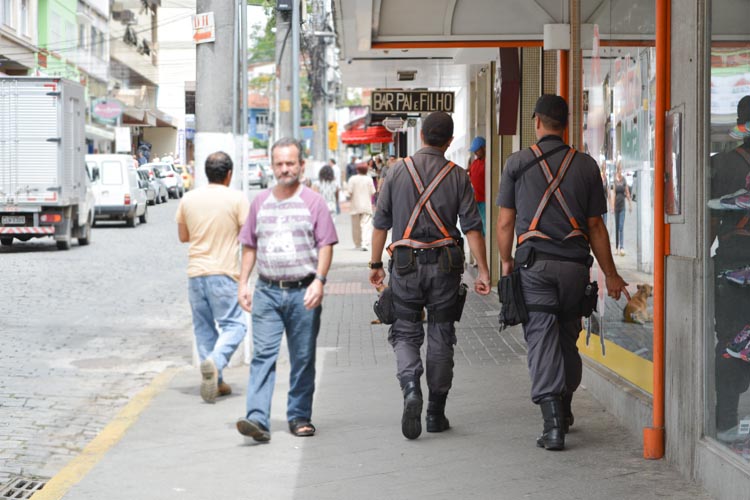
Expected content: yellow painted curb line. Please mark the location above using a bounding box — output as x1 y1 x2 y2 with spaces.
31 367 182 500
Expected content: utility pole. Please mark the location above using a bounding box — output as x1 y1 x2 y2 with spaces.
275 2 293 139
311 0 327 160
195 0 240 188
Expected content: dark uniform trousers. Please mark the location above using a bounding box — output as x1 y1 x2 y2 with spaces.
519 259 589 403
388 258 462 393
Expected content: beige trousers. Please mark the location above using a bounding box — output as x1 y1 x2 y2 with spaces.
351 213 373 248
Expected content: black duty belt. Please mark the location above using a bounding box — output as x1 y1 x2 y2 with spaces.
259 274 315 289
534 250 593 267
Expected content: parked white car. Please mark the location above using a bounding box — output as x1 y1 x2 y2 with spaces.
146 162 185 198
86 154 148 227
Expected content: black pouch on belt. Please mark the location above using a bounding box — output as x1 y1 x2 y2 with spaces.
580 281 599 318
393 247 417 275
373 286 397 324
497 269 529 330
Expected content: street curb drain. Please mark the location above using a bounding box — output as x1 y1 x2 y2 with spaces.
0 477 46 499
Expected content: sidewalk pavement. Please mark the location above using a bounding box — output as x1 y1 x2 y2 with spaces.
55 212 711 500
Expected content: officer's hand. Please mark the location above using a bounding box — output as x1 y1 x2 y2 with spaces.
370 268 386 288
605 273 631 302
238 283 252 313
303 279 324 310
475 271 491 295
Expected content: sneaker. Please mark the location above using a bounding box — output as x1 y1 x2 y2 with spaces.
724 267 750 286
718 419 750 443
725 325 750 361
719 189 749 210
218 381 232 397
619 248 626 256
736 192 750 209
200 359 218 404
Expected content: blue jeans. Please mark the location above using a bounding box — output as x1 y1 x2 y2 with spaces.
246 281 322 430
188 275 247 380
615 209 626 250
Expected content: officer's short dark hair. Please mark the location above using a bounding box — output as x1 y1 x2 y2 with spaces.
271 137 304 163
205 151 233 183
422 112 454 147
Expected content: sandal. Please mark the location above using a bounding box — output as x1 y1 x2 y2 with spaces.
288 418 316 437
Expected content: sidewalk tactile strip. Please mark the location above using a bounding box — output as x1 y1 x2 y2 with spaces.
0 477 46 499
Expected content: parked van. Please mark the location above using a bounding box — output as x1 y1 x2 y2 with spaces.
85 154 148 227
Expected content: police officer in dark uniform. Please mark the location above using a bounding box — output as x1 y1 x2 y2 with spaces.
496 95 629 451
710 95 750 442
369 111 491 440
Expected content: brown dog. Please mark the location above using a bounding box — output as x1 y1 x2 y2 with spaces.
623 284 653 324
371 284 426 324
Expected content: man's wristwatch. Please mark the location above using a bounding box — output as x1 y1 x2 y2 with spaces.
315 274 327 284
368 261 383 269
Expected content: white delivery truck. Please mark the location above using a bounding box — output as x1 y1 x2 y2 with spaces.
0 77 95 250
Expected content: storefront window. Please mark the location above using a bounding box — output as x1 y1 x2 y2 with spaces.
706 0 750 460
580 14 656 394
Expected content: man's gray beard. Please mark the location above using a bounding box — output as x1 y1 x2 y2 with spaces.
276 174 300 187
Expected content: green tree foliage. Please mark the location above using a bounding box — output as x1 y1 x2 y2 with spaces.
248 4 276 64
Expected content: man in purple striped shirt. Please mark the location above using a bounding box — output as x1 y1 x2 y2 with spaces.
235 137 338 442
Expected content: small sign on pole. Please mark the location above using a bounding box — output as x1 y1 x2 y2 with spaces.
193 12 215 44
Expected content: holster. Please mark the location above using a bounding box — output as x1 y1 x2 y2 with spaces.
580 281 599 318
497 269 529 330
373 286 424 325
429 282 468 323
373 286 397 324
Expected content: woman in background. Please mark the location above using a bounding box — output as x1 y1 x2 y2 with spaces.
312 165 338 219
613 161 632 256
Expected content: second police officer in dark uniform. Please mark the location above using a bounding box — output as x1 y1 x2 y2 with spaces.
496 95 629 451
369 111 492 440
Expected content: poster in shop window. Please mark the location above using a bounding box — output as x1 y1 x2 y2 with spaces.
665 109 683 220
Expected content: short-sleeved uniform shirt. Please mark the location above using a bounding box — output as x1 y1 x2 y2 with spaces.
711 141 750 265
238 185 338 280
373 146 482 241
175 184 250 281
496 135 606 260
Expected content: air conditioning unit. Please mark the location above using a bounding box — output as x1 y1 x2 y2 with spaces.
397 70 417 82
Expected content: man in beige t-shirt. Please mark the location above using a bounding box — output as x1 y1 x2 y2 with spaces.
346 164 376 250
176 151 250 404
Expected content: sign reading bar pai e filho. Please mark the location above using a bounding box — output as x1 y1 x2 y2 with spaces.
371 90 455 113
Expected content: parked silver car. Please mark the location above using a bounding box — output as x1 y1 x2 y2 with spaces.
146 162 185 198
138 166 169 204
248 161 273 188
137 170 157 205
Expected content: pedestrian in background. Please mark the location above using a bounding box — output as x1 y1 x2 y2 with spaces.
236 137 338 442
496 95 629 451
313 165 338 219
175 151 250 404
347 163 376 251
346 156 357 182
468 136 486 234
613 160 632 256
370 112 491 440
329 158 342 214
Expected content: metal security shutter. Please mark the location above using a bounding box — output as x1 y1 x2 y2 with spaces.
14 80 60 190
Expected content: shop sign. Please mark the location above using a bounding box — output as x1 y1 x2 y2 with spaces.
371 90 455 113
193 12 215 44
91 98 124 124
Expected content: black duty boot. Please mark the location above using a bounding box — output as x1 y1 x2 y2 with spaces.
426 392 450 433
536 396 565 451
562 393 574 433
401 380 423 440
